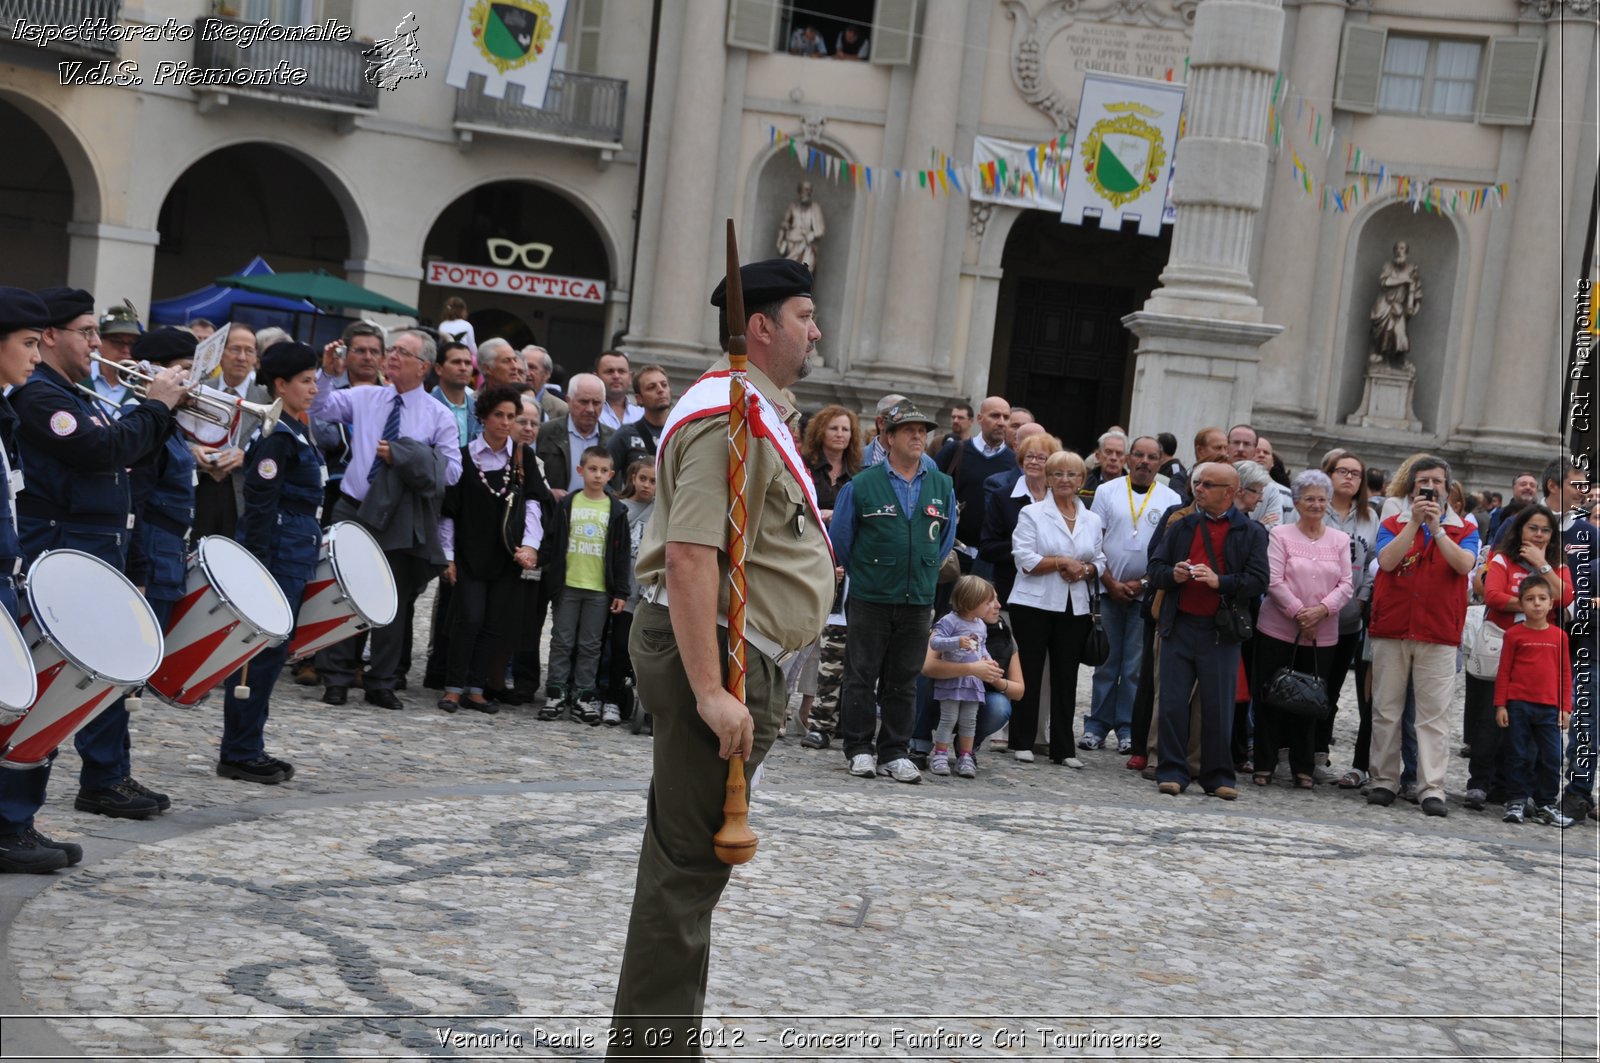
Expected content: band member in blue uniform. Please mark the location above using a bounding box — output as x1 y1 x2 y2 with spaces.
0 287 77 873
125 328 200 628
219 342 325 785
8 287 186 822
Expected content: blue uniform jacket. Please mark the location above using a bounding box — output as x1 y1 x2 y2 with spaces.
239 417 326 585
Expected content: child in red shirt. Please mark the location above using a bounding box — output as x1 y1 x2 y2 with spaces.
1494 576 1575 827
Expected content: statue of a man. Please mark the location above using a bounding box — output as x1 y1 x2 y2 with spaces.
1369 240 1423 367
777 181 825 274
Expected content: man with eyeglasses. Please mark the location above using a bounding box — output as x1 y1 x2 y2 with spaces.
91 302 141 413
8 287 187 824
1146 461 1269 800
313 328 462 710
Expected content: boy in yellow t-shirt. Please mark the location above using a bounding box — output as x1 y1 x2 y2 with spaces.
541 446 630 723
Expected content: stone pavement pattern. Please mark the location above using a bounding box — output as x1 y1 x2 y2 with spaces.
0 599 1596 1061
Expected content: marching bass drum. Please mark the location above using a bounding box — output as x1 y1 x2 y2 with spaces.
146 536 294 707
287 521 398 661
2 550 162 767
0 607 36 727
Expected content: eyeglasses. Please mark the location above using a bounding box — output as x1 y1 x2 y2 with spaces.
486 238 553 270
1330 467 1363 478
385 345 428 363
1021 453 1048 463
62 326 99 341
1194 481 1234 490
224 344 256 356
1523 525 1554 536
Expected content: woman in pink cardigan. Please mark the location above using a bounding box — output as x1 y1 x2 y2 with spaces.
1254 470 1355 789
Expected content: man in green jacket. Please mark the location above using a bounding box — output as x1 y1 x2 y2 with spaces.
830 401 956 783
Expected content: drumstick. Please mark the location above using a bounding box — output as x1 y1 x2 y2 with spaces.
712 220 758 867
233 660 250 699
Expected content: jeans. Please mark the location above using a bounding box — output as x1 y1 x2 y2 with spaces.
1503 699 1563 805
1087 594 1143 741
839 599 932 765
1157 613 1241 792
547 587 611 694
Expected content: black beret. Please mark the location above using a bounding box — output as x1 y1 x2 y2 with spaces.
709 258 813 310
257 341 317 392
34 287 95 326
133 327 199 366
0 287 51 333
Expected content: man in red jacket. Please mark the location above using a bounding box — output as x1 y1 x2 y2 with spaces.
1367 455 1479 816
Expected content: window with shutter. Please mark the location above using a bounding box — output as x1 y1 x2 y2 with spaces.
1334 24 1387 114
575 0 605 74
871 0 918 66
726 0 782 52
1480 36 1543 126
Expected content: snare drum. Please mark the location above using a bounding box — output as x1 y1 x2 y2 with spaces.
287 521 398 661
1 550 162 767
0 608 36 728
146 536 294 707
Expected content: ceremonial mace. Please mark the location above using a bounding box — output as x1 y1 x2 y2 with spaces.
712 220 758 866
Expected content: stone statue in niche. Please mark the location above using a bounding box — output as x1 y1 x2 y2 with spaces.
1368 241 1423 367
777 181 825 274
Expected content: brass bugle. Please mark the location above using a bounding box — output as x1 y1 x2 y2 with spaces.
87 353 282 435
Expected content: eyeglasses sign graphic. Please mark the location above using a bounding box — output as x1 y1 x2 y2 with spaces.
486 239 554 270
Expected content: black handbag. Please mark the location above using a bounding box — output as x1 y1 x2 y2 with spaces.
1080 585 1110 667
1262 632 1329 719
1198 520 1254 643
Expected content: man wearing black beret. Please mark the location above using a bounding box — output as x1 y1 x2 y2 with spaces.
1 288 188 832
609 259 836 1051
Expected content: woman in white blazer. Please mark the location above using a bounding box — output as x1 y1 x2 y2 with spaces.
1009 450 1108 766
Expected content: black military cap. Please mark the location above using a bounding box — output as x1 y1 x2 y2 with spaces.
257 341 317 392
708 258 813 309
882 401 939 432
0 287 51 333
133 327 198 365
34 287 95 326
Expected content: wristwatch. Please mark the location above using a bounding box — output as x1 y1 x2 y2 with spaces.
1537 564 1553 574
1139 577 1150 592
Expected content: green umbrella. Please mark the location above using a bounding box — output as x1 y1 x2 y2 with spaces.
215 269 418 316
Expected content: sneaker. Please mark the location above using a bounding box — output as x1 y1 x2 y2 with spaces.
929 749 951 776
74 782 159 819
1157 781 1182 796
877 758 923 784
574 697 602 726
25 828 82 867
956 753 977 778
1312 752 1338 785
122 776 171 812
539 686 567 721
1463 788 1488 811
0 832 69 874
1077 733 1104 751
848 753 877 778
1125 754 1147 771
1531 803 1575 828
1503 801 1526 824
1367 787 1397 807
1117 736 1133 755
602 703 623 726
1013 750 1035 763
216 757 288 785
1421 796 1448 818
801 729 829 749
1399 781 1420 804
1060 756 1084 769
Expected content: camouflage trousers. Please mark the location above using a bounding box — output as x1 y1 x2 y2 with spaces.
782 623 846 736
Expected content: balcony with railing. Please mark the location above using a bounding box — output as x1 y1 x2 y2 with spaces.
189 16 378 111
0 0 122 58
454 70 627 153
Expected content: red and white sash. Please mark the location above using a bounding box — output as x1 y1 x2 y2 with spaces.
659 369 833 560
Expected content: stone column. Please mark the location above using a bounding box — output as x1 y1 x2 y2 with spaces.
1124 0 1284 447
1252 0 1347 418
866 0 967 376
636 0 727 357
1471 5 1597 449
66 223 159 311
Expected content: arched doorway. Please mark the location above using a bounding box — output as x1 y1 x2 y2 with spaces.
988 212 1171 455
0 98 77 289
421 182 610 376
154 144 353 300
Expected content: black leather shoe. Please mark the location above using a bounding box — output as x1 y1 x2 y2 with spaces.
365 688 403 711
261 755 295 781
0 832 69 873
463 697 499 715
1367 786 1397 807
74 782 159 819
24 828 81 867
437 695 461 713
322 685 348 706
216 757 288 785
122 776 171 812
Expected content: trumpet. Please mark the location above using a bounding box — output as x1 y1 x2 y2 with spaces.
80 353 283 437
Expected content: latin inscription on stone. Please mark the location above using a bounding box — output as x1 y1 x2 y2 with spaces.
1052 23 1189 87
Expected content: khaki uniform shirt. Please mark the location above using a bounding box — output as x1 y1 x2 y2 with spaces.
635 358 835 652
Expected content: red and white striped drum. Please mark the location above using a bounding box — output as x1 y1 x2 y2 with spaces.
287 521 397 661
146 536 294 708
0 608 36 729
1 550 162 767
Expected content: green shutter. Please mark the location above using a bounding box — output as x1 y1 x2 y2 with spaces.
1334 23 1387 114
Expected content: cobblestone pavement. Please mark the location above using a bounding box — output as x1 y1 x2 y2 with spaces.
1 596 1596 1060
